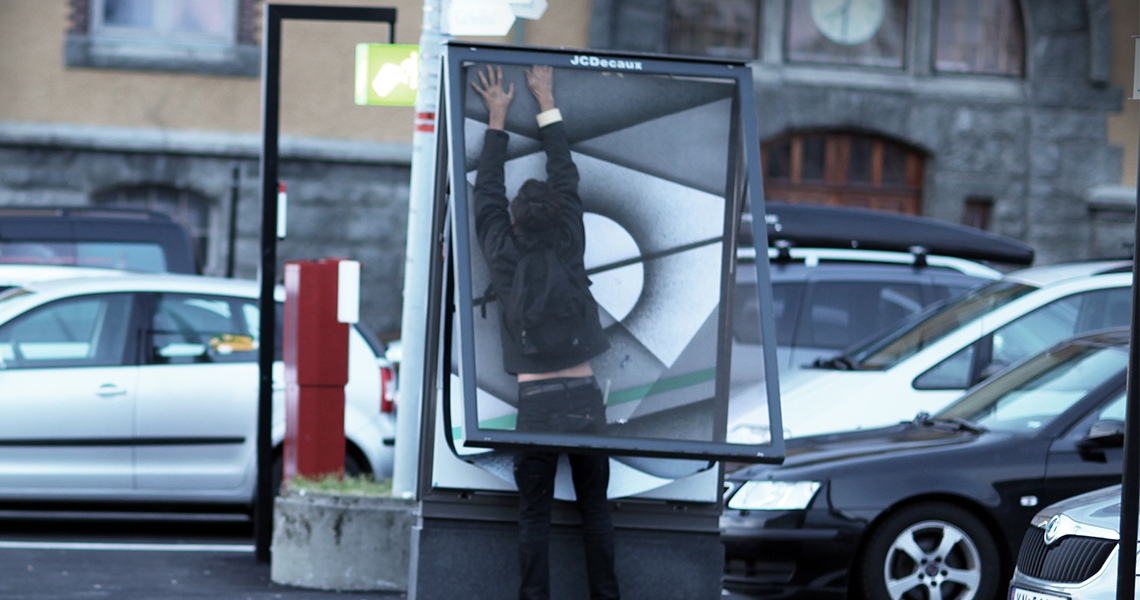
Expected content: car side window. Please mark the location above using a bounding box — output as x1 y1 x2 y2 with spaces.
147 294 256 364
1097 393 1126 422
915 288 1131 390
0 294 133 369
240 301 285 361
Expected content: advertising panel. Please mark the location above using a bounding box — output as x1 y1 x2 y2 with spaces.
428 44 782 498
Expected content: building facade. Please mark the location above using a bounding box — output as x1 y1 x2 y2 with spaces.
595 0 1139 264
0 0 1137 339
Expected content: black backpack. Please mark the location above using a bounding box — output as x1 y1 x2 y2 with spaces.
502 247 592 357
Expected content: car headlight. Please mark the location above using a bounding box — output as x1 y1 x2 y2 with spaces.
727 480 821 511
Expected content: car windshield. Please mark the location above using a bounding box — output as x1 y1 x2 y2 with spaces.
938 340 1127 432
843 280 1037 370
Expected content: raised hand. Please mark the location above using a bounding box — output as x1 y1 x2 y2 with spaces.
471 65 514 130
525 65 555 112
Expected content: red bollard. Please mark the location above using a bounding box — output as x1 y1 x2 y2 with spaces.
282 258 353 483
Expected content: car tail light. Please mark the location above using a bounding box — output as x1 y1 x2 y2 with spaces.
380 363 396 414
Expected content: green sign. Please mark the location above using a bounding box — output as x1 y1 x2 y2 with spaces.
354 44 419 106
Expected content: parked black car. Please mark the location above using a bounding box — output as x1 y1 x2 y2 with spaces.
721 327 1128 599
0 206 198 274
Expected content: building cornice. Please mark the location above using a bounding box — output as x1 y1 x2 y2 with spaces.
0 122 413 166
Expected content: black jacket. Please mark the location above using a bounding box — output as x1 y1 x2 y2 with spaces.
473 122 610 375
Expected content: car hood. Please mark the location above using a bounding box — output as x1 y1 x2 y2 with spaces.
775 370 961 439
729 420 982 479
1033 484 1122 537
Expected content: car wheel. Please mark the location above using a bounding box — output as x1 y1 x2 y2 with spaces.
344 452 365 477
859 502 1000 600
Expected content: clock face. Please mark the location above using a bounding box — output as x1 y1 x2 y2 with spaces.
809 0 887 46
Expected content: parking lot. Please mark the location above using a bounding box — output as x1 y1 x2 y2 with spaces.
0 509 776 599
0 511 404 600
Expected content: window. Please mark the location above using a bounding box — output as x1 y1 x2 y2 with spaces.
801 281 923 350
147 294 258 365
0 295 133 369
0 240 168 272
93 0 236 45
962 196 994 230
95 186 211 273
785 0 908 68
667 0 760 59
66 0 260 76
915 288 1133 390
935 0 1025 76
762 132 926 214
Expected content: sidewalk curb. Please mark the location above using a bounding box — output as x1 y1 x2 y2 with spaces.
271 492 415 592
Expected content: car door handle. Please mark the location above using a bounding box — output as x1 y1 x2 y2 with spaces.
95 384 128 397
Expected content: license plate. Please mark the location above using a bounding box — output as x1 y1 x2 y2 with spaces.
1011 586 1068 600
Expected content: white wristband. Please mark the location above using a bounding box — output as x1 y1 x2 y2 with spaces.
536 108 563 128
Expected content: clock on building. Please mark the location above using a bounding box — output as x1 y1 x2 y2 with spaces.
809 0 887 45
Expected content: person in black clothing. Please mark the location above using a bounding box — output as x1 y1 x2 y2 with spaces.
471 64 620 600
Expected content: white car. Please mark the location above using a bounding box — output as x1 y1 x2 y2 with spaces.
733 246 1000 378
729 260 1133 442
0 273 395 507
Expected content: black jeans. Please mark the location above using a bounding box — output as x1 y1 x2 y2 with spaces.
514 376 619 600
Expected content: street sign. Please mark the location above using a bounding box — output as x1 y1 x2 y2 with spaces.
354 44 419 106
446 0 516 36
509 0 547 20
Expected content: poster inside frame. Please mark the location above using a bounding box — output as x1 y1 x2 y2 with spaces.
442 42 783 463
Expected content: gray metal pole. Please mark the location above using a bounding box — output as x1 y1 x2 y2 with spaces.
392 0 450 498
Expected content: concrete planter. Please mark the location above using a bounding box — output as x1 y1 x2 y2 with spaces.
271 491 416 592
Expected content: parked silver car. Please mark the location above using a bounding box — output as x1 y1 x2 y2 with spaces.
0 272 395 508
1009 484 1131 600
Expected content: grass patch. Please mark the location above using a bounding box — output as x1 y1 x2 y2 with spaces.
287 473 392 496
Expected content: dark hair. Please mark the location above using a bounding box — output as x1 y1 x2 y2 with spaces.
510 179 559 233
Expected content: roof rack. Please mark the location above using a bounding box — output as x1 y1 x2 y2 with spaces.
0 207 174 221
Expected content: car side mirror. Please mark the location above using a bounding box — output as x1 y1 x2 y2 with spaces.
1077 420 1125 462
1085 420 1126 447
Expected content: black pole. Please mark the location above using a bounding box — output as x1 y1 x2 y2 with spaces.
254 5 283 563
254 2 399 563
1118 115 1140 599
226 162 240 278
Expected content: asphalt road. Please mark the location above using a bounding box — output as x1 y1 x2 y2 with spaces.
0 508 761 599
0 509 405 600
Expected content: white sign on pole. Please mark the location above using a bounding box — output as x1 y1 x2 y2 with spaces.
509 0 547 20
446 0 516 37
337 260 361 324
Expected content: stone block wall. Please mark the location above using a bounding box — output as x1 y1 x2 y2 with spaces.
0 125 411 340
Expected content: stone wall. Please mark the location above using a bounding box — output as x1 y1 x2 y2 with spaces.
0 124 412 340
